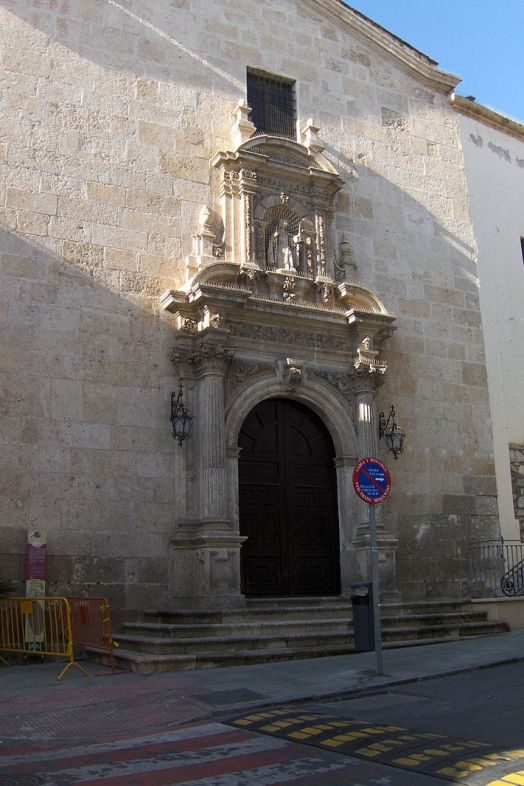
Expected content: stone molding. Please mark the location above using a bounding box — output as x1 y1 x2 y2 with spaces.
451 94 524 142
224 374 358 458
350 367 387 395
314 0 460 94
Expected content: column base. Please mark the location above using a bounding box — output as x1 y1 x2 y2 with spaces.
169 519 247 610
352 525 400 601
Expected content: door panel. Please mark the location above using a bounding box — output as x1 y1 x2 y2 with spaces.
239 398 340 596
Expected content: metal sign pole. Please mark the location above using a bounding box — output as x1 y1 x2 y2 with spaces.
352 457 390 677
368 503 383 676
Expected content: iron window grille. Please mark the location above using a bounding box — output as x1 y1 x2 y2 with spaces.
247 69 296 139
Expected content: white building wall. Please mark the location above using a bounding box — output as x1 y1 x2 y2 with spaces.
458 111 524 539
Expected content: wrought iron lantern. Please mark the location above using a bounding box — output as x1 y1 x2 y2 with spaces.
170 383 195 446
378 405 405 460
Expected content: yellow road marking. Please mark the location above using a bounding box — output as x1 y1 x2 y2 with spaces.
395 757 423 767
497 773 524 785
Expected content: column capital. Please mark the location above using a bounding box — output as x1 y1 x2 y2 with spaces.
351 368 385 395
172 338 235 378
193 345 234 377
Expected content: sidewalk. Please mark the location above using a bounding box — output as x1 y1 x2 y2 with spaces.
2 630 524 742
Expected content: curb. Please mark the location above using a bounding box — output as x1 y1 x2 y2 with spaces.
211 653 524 719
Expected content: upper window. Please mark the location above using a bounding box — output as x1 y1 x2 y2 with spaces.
247 68 296 139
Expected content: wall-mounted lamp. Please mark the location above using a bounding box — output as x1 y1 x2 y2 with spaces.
379 405 405 460
170 383 195 446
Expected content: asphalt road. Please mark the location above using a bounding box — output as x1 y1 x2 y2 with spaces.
317 660 524 749
225 662 524 785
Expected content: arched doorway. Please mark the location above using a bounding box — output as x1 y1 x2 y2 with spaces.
238 397 341 596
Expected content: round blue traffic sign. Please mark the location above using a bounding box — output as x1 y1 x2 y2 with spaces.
352 457 391 505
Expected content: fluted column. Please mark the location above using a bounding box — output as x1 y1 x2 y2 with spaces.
353 371 381 527
170 336 246 610
355 385 379 458
194 346 232 521
239 170 257 267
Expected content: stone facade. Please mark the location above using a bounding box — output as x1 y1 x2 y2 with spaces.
509 445 524 540
0 0 502 618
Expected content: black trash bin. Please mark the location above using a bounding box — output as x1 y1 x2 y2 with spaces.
351 582 374 652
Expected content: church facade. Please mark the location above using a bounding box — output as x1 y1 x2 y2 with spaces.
0 0 503 620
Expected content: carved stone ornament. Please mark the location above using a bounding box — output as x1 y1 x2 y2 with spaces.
277 358 305 391
160 133 398 384
229 322 352 353
227 359 271 396
282 275 296 302
353 335 388 374
181 318 198 334
351 367 386 394
172 344 234 377
210 135 344 280
315 371 354 411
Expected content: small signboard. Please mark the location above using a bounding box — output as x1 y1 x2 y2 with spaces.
25 530 47 650
26 529 47 581
353 457 391 505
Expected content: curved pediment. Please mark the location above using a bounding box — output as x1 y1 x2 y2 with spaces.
238 135 339 176
337 283 390 315
173 261 393 320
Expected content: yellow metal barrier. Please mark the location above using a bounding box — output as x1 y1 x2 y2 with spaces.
0 596 89 681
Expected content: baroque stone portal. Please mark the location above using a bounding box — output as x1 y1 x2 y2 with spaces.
160 109 399 609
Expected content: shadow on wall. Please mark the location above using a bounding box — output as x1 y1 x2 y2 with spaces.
0 226 179 624
0 0 501 603
0 0 245 100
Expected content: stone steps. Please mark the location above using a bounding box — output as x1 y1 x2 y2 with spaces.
125 610 497 639
112 629 354 655
144 598 350 625
91 642 355 675
88 598 510 674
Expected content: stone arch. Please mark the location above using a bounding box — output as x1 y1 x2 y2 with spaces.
225 373 358 458
225 371 360 597
238 134 340 176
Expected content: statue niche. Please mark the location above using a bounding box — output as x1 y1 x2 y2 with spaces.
211 135 342 283
258 198 318 276
163 131 396 324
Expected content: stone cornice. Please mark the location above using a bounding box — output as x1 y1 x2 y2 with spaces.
311 0 460 94
451 94 524 142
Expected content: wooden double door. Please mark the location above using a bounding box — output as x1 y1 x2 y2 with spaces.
238 398 341 596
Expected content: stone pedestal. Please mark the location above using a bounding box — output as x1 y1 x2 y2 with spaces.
352 523 400 600
170 521 246 610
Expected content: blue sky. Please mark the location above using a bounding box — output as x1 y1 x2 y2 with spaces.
345 0 524 123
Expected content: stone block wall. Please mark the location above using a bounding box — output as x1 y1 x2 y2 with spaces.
510 445 524 540
0 0 500 613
